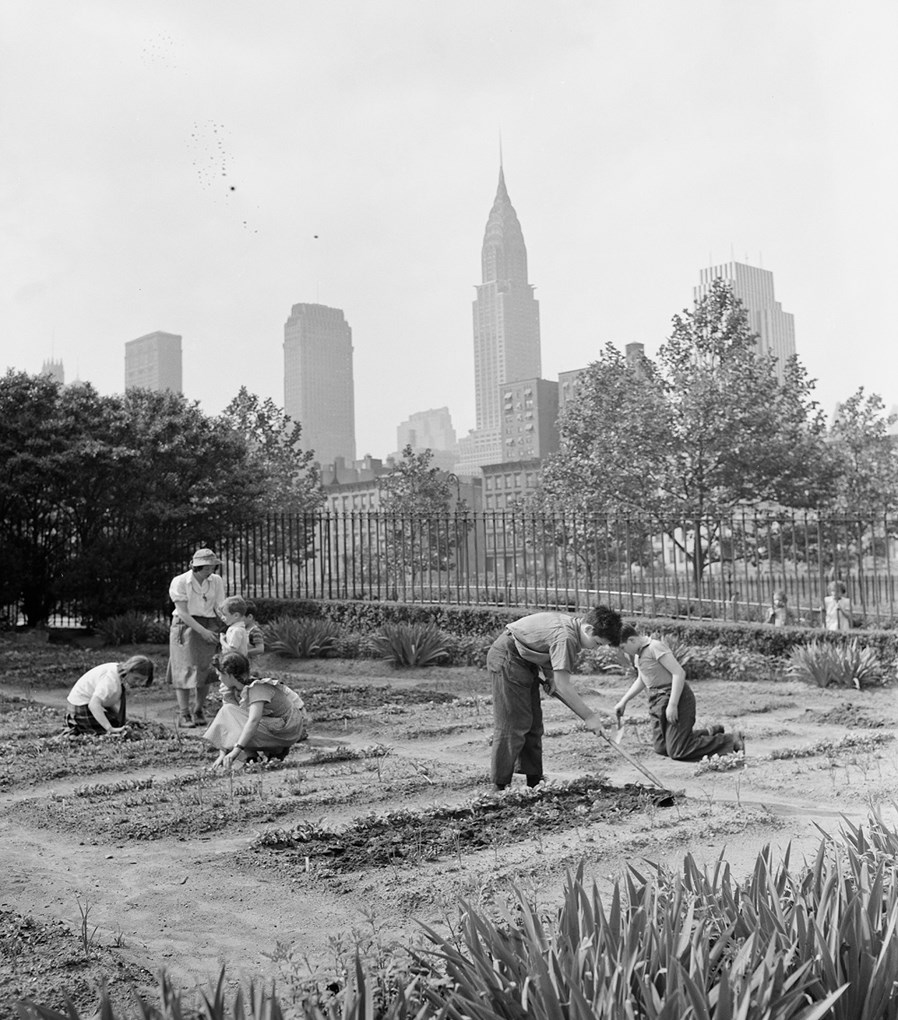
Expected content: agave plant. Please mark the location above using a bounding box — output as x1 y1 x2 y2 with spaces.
370 622 449 667
786 638 884 689
263 616 341 659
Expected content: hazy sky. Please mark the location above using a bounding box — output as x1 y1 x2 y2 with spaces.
3 0 896 460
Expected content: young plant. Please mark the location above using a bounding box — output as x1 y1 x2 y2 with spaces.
264 616 341 658
370 622 450 667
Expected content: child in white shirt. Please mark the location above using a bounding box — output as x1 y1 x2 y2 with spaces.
220 596 249 657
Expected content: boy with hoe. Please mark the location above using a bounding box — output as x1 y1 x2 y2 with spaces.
487 603 624 790
614 624 744 761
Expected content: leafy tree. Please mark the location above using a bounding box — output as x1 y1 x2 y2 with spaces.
376 445 467 597
825 388 898 512
219 388 324 589
538 280 829 589
0 372 271 624
220 388 323 513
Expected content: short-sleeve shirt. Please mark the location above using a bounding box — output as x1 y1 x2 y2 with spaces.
244 678 296 720
67 663 122 707
824 595 851 631
505 612 584 677
221 622 249 657
169 569 226 619
634 639 675 689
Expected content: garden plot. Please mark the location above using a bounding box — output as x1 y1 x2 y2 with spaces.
2 644 898 1016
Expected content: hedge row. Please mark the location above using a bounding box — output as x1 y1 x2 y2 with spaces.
251 598 898 657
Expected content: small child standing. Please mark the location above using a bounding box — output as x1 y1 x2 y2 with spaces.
766 591 794 627
220 596 249 657
615 624 744 761
822 581 851 632
244 601 266 660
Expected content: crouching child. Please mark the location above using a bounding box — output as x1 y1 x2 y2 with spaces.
615 624 744 761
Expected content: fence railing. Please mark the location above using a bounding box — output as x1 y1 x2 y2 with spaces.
210 509 898 627
7 509 898 627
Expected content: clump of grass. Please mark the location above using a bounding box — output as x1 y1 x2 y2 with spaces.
786 638 885 688
264 616 341 658
370 622 449 667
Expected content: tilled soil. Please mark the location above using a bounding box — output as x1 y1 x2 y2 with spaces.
2 648 898 1016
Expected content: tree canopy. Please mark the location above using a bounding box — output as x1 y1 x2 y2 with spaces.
0 373 322 623
540 279 829 521
825 388 898 512
220 387 323 514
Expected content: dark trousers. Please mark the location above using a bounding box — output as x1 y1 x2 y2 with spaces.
487 632 544 786
648 683 735 761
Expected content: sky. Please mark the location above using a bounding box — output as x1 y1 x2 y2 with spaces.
2 0 897 460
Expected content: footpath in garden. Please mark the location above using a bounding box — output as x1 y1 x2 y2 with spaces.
2 640 898 1016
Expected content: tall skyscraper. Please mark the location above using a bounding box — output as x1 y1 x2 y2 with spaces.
458 165 542 475
283 303 356 466
695 262 796 380
40 358 65 385
124 331 182 392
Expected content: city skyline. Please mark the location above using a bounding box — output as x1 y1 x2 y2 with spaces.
2 1 896 461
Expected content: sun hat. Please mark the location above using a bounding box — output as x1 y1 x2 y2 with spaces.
190 548 221 567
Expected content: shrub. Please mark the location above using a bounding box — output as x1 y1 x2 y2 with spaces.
689 646 783 682
370 622 450 667
786 638 886 689
95 612 168 646
263 616 341 659
576 644 627 675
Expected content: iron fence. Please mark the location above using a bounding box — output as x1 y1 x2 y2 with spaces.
211 509 898 627
6 509 898 627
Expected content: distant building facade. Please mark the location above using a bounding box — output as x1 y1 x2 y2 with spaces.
394 406 459 471
284 303 356 466
458 165 541 475
40 358 65 385
695 262 795 380
125 331 182 393
500 377 559 462
397 406 457 452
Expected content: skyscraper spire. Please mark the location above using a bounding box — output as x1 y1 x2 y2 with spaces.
471 162 541 434
481 164 527 286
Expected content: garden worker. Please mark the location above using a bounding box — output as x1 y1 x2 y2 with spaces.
615 624 744 761
487 603 624 790
219 595 250 657
165 548 226 728
766 590 794 627
821 580 851 632
204 652 307 767
65 655 154 735
244 601 266 659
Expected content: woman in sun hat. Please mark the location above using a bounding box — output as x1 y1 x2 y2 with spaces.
204 652 307 767
165 548 226 728
65 655 154 735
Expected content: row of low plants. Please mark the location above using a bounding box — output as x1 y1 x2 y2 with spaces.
258 618 896 688
17 813 898 1019
89 609 896 687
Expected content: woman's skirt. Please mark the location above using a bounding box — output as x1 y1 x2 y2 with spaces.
203 701 308 751
65 691 126 735
166 616 219 690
